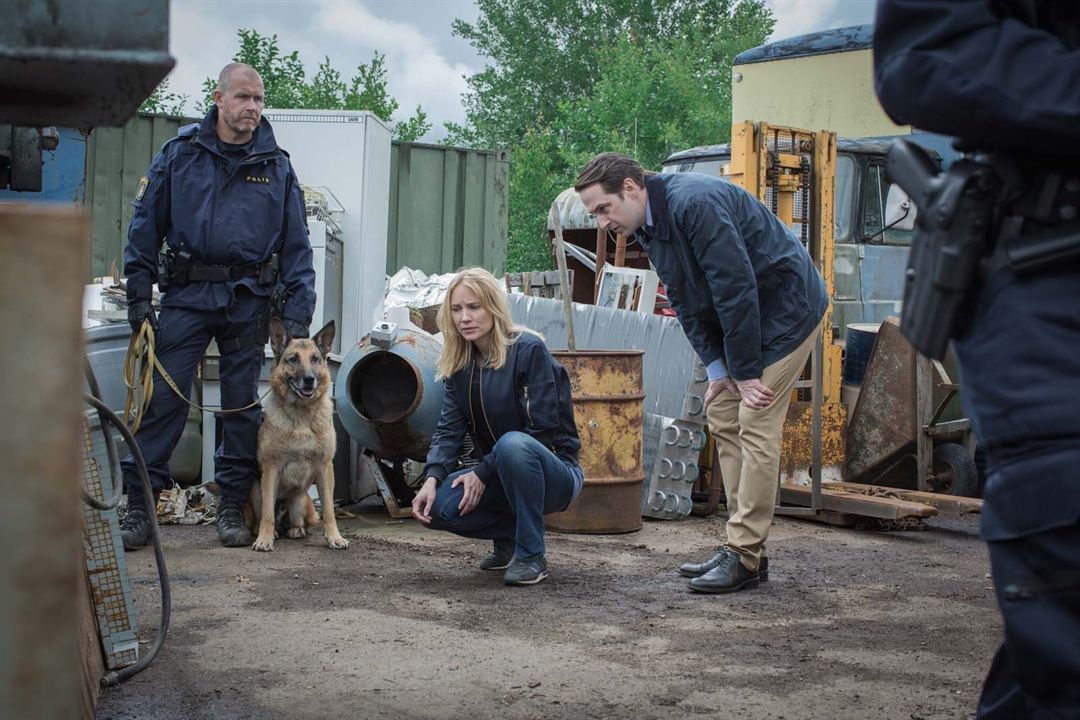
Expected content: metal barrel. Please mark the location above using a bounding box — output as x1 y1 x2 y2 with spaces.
843 322 881 386
335 328 444 462
547 350 645 534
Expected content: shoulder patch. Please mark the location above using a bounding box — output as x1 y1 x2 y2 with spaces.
135 176 149 201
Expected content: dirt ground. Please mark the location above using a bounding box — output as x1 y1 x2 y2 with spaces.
96 502 999 720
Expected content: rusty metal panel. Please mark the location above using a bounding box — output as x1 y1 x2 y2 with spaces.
547 351 644 534
387 142 509 276
0 205 88 717
845 317 918 481
780 401 847 481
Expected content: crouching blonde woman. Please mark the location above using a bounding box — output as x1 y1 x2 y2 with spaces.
411 267 583 585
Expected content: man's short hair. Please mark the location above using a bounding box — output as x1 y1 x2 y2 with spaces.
575 152 645 195
217 62 261 94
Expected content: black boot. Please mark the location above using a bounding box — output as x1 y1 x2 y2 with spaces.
479 539 515 571
120 506 152 551
217 505 253 547
679 551 769 581
688 549 760 594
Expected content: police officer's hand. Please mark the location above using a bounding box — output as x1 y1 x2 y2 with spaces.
283 318 309 339
127 299 158 334
411 477 438 524
704 378 740 407
452 471 486 516
735 378 775 410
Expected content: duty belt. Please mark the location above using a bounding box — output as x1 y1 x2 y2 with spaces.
184 263 266 283
159 248 280 290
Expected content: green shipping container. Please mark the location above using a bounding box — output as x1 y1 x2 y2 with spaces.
84 113 509 280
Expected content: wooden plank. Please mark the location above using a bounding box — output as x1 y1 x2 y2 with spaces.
779 482 938 520
831 482 982 515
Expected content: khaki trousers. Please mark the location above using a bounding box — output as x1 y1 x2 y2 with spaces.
705 322 820 572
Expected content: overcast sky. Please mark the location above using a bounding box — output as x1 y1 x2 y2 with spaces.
168 0 877 142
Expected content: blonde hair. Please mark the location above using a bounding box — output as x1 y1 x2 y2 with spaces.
436 267 531 379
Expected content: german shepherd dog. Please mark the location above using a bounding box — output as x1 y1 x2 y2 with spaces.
248 318 349 551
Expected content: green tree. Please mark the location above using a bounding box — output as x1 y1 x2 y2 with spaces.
139 78 190 116
447 0 774 271
201 30 431 142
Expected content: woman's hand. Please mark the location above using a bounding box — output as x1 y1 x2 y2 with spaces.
452 470 486 516
411 477 439 524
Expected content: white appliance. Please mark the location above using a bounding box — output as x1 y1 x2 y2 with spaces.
307 215 343 354
263 110 392 351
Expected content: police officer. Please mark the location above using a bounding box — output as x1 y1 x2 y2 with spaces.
875 2 1080 717
120 62 316 550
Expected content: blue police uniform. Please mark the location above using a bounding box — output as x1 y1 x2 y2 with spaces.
122 106 315 511
875 2 1080 716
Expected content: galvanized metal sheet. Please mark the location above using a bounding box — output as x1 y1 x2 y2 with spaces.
507 293 698 420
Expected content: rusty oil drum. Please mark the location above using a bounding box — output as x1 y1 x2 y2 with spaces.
547 350 644 534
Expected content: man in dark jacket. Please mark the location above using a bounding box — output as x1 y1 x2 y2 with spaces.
576 153 828 594
875 2 1080 716
121 62 316 550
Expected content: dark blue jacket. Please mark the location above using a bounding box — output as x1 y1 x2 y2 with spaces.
123 107 316 327
874 0 1080 160
640 173 828 381
423 332 581 484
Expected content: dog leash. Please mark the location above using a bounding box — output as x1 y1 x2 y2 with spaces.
123 319 271 434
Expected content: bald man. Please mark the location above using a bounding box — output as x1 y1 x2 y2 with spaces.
121 63 316 550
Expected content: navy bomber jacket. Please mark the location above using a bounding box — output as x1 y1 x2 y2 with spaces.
422 332 581 485
640 173 829 381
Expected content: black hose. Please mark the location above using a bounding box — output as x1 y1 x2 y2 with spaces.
82 355 124 511
82 393 171 687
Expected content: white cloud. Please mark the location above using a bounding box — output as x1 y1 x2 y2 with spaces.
765 0 876 42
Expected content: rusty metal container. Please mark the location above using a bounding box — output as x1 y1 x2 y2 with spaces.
547 350 644 534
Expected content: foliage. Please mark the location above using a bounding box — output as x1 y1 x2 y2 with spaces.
139 78 190 116
447 0 774 271
200 30 431 142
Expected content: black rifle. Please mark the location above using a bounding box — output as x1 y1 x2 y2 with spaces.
885 140 999 360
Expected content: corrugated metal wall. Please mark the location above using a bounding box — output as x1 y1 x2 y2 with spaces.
83 113 509 280
388 142 509 276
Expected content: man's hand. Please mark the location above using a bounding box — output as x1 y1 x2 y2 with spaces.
735 378 775 410
452 470 486 516
411 477 438 524
127 299 158 334
703 378 740 407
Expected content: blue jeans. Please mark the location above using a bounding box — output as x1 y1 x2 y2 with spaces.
426 431 582 560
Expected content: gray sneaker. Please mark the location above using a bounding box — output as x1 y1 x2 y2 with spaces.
479 540 515 571
503 555 549 586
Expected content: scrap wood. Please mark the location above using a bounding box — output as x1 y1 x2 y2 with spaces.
830 481 982 515
778 482 938 520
